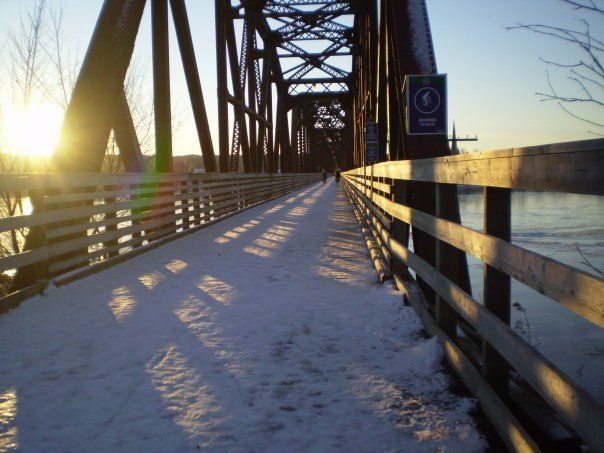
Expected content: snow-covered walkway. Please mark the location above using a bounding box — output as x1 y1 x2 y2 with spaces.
0 181 485 452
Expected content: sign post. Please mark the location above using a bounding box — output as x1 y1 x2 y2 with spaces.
406 75 447 135
365 122 378 199
365 122 378 163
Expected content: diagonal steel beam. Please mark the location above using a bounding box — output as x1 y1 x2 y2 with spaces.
50 0 147 173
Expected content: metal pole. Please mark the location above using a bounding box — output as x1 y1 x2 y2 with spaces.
152 0 173 173
171 0 216 172
215 0 229 172
247 23 258 172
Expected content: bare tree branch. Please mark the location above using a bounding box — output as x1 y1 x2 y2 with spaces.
559 102 604 126
560 0 604 14
507 1 603 130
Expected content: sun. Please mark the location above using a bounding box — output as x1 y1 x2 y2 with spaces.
2 104 64 158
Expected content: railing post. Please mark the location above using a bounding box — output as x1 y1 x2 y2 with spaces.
436 183 459 338
181 178 191 230
483 187 512 397
192 177 200 226
390 178 409 282
104 185 118 258
12 189 48 290
370 164 374 204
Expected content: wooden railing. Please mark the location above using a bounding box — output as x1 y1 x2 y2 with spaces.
0 172 319 308
343 139 603 452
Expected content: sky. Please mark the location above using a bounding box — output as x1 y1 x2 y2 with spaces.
0 0 600 157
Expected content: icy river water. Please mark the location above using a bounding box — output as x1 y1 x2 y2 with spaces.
458 191 603 402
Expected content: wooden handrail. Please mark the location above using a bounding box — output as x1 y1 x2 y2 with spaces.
342 139 604 450
0 173 320 292
345 139 604 195
346 177 603 327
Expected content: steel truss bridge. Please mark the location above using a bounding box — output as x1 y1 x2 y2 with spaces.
1 1 603 451
50 0 448 176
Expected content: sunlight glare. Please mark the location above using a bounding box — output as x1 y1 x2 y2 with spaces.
3 104 63 157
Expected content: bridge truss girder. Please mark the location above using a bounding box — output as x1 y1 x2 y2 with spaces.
217 0 356 173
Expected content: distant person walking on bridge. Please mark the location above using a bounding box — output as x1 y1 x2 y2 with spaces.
334 167 341 184
321 169 327 184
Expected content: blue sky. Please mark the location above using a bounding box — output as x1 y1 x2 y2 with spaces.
0 0 600 155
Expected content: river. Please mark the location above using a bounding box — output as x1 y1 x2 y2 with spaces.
458 191 604 403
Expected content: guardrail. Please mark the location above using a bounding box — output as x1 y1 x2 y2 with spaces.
0 172 319 310
343 139 603 452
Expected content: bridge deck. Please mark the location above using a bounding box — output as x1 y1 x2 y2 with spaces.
0 181 484 451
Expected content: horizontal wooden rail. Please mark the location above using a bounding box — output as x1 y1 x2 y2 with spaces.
0 171 279 192
0 172 320 297
348 139 604 194
346 180 604 450
360 184 602 327
342 138 604 451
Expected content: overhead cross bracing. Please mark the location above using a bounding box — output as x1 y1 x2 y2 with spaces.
218 0 356 173
47 0 443 176
262 0 354 95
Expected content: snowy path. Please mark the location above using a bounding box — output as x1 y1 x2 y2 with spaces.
0 181 485 452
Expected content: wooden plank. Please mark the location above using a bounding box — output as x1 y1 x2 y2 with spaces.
0 176 318 273
483 187 512 396
346 188 391 282
0 172 315 192
46 195 207 240
368 190 603 327
52 177 317 284
4 181 278 233
41 176 280 207
0 246 48 274
345 174 391 194
381 230 604 452
47 178 310 266
394 274 540 453
345 183 393 264
364 149 603 194
0 280 49 315
344 178 392 229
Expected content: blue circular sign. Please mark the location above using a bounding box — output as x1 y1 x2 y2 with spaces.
414 87 441 115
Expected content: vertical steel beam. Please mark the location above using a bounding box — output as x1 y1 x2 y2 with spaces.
256 56 271 172
369 0 379 122
225 17 251 172
171 0 216 172
273 93 284 172
387 0 471 308
215 0 230 172
387 21 403 161
152 0 173 172
266 74 274 172
291 106 300 172
377 0 388 162
247 24 258 172
278 94 291 172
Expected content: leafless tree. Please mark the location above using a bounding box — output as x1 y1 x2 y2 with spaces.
0 1 47 266
507 0 604 135
0 1 157 292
